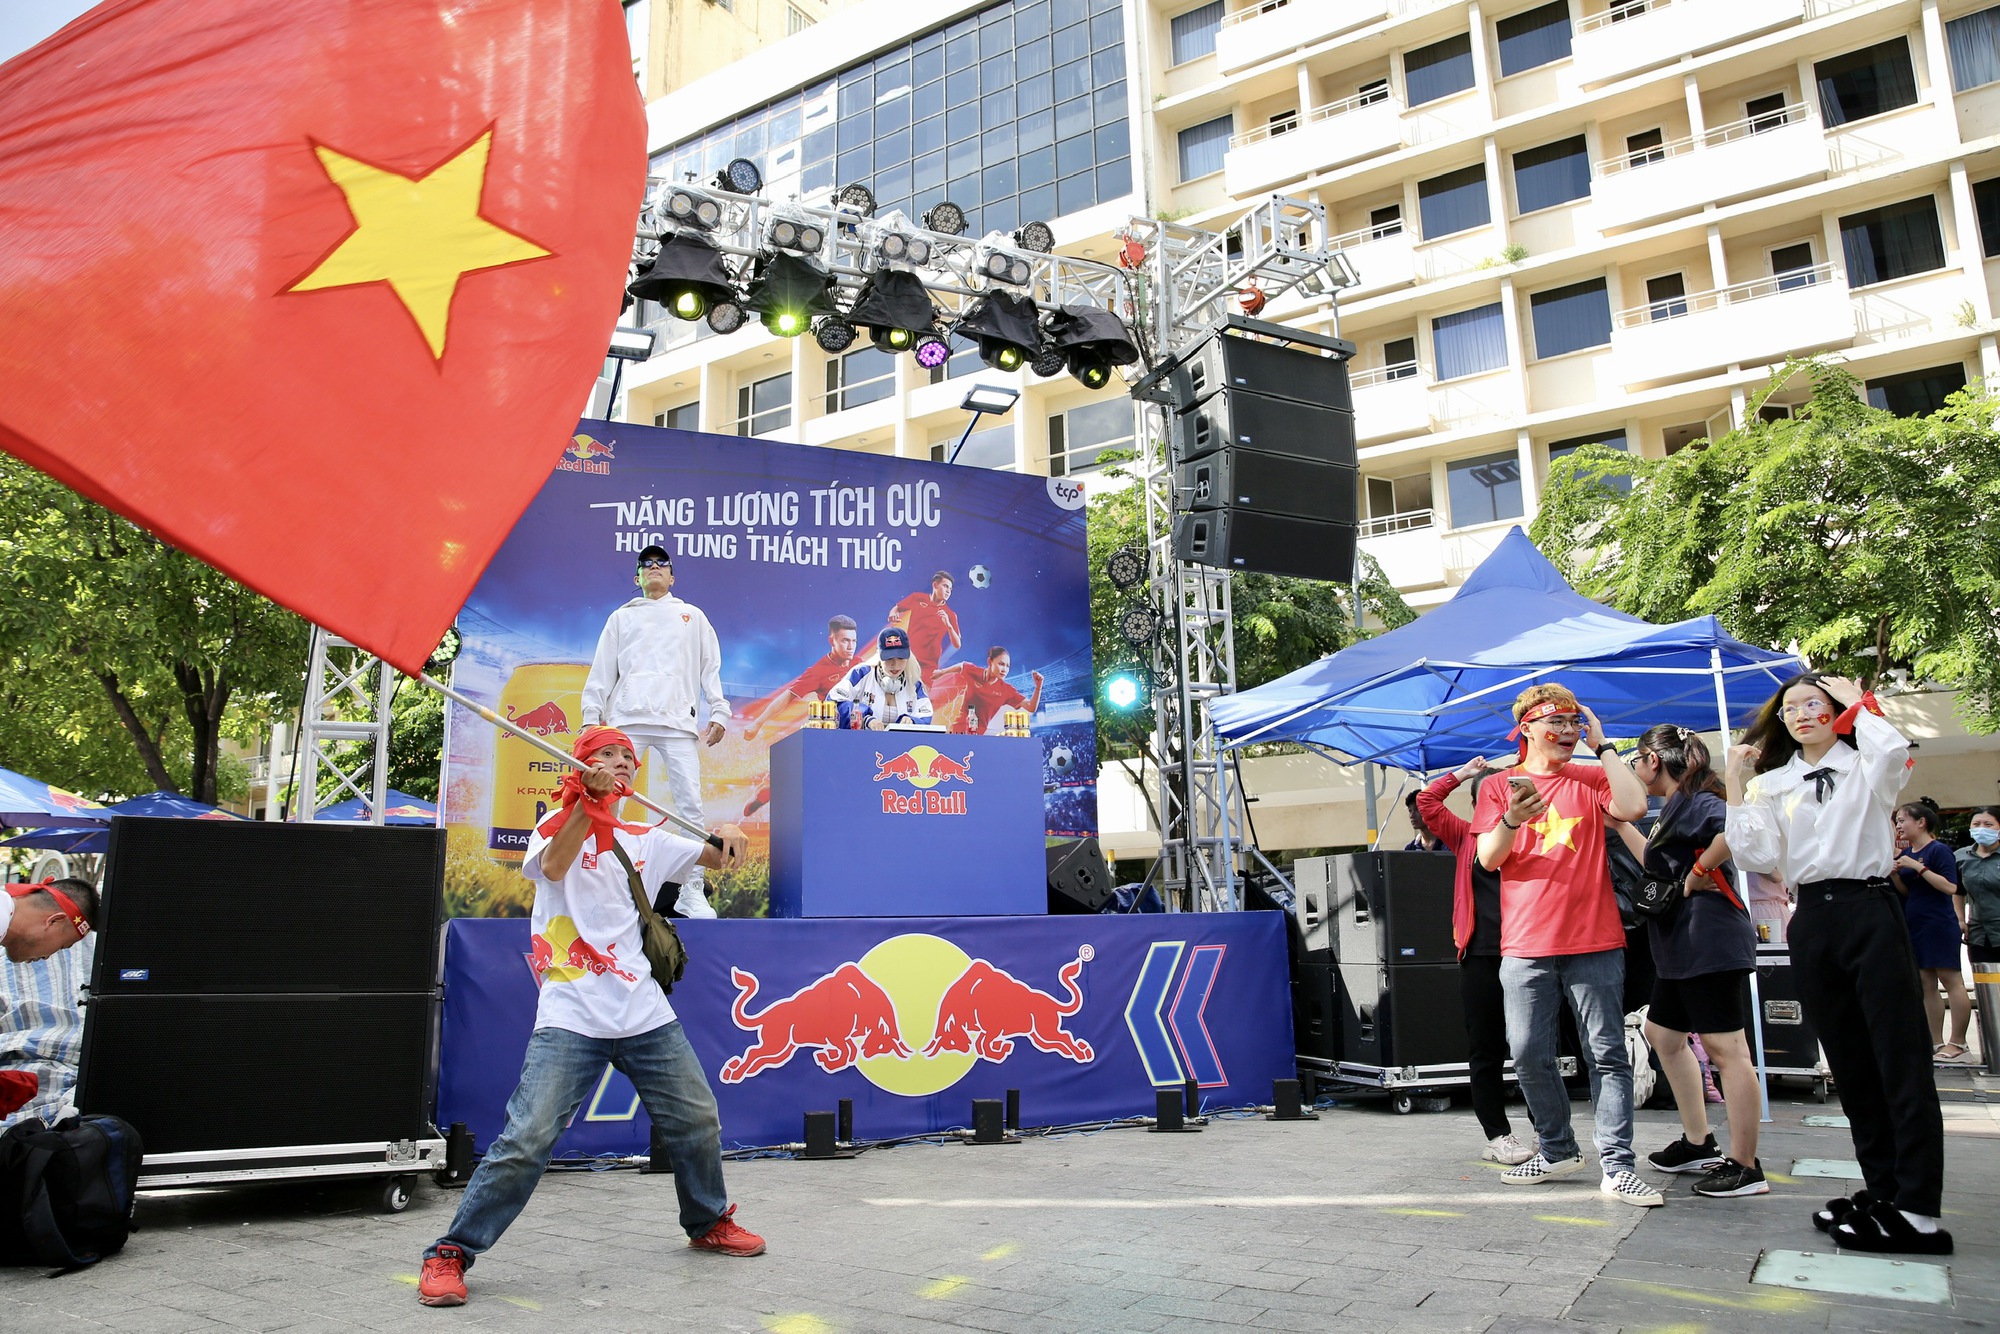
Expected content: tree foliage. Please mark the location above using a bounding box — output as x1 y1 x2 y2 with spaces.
1532 362 2000 730
0 458 309 801
1086 456 1415 758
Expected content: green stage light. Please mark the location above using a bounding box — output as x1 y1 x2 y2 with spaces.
672 290 705 320
1105 673 1143 711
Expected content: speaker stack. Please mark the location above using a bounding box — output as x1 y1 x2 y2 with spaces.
78 817 447 1181
1158 320 1359 583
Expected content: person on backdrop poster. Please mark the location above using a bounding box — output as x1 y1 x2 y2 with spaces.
741 614 861 743
929 647 1044 735
887 570 961 684
828 628 933 729
581 544 726 918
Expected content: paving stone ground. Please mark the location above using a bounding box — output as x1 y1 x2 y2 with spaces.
2 1074 1993 1332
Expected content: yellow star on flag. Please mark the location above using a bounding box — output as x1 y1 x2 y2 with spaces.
1528 805 1582 851
288 131 549 360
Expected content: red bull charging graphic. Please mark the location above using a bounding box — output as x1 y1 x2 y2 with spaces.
874 744 973 816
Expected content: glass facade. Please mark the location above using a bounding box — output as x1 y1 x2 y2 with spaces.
653 0 1132 239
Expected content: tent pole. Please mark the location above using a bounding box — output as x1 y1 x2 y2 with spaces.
1353 566 1379 849
1712 646 1772 1123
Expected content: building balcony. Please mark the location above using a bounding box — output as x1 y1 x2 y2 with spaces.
1216 0 1392 75
1573 0 1803 87
1359 510 1445 587
1224 91 1404 195
1610 264 1855 387
1351 364 1430 443
1592 104 1826 232
1333 222 1416 296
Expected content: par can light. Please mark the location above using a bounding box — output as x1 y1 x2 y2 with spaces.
813 316 857 354
716 157 763 195
922 201 968 236
1013 220 1056 254
913 334 952 368
706 301 746 334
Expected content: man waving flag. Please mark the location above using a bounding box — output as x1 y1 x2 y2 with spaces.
0 0 647 674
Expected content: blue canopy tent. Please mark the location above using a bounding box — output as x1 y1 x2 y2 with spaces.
1210 529 1802 772
1 790 244 854
311 789 438 825
0 765 113 830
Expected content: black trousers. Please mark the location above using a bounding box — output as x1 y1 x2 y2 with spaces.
1459 952 1512 1140
1789 880 1945 1216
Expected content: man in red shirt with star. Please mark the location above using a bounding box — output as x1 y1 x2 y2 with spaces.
929 647 1044 735
742 615 860 743
887 571 961 684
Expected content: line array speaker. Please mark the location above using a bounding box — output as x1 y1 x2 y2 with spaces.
1173 510 1356 582
1171 391 1355 467
1177 450 1359 524
1167 330 1354 413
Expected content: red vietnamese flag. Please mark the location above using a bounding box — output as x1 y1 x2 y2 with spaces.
0 0 647 674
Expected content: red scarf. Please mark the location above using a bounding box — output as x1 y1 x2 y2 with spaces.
533 726 652 854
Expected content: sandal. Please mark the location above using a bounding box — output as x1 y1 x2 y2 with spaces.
1833 1199 1954 1256
1935 1043 1970 1063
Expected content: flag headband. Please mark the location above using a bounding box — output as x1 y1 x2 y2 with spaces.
1507 697 1576 740
573 725 636 761
7 881 88 940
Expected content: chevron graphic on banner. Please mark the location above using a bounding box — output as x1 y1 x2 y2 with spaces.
1124 942 1228 1089
582 1064 640 1122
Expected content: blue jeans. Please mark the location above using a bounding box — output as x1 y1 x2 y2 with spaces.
429 1021 729 1264
1500 949 1634 1174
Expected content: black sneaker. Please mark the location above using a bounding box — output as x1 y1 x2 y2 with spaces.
1648 1134 1724 1174
1692 1158 1769 1197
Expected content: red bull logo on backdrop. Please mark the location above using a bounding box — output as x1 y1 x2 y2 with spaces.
874 745 973 816
718 934 1093 1095
559 433 614 475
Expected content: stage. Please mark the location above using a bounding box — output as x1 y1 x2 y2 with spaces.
437 912 1294 1154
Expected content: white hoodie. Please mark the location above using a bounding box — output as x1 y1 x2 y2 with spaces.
580 595 727 734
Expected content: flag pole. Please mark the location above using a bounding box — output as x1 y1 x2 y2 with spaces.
416 674 721 849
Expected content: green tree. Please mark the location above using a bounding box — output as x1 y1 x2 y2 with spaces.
1532 362 2000 730
0 458 310 801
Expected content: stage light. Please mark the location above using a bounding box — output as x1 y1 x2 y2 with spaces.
1119 605 1161 651
626 233 736 321
847 269 940 357
424 625 463 675
957 291 1040 373
978 248 1033 286
607 327 657 362
1105 671 1144 712
743 252 838 339
1105 546 1146 591
878 230 933 267
768 214 826 255
662 186 724 231
1045 303 1141 390
1029 345 1067 378
923 201 968 235
835 183 876 216
961 384 1021 416
914 334 952 368
813 316 857 354
1014 220 1056 254
715 157 763 195
707 301 746 334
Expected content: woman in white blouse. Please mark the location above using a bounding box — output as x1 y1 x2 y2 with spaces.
1724 673 1947 1256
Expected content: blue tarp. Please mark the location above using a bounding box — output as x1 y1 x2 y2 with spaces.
1209 528 1801 772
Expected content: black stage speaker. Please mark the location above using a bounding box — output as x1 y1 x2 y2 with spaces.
1330 850 1457 966
78 818 445 1157
1338 962 1468 1068
1174 509 1355 582
1046 837 1113 913
1294 962 1342 1065
1176 450 1359 525
1172 391 1356 467
1168 330 1354 413
90 817 445 994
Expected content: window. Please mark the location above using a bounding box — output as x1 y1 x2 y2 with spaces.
1177 114 1232 181
932 424 1015 469
1357 77 1391 106
1496 1 1573 76
1947 6 2000 92
1432 303 1508 380
1645 273 1688 321
1268 109 1299 137
1369 204 1404 238
1418 164 1490 237
1839 196 1945 287
1446 451 1524 526
1771 241 1818 291
655 402 699 431
1382 336 1418 378
1745 92 1790 133
825 345 896 413
1528 279 1612 358
1404 33 1476 106
787 5 811 36
1608 0 1646 21
1548 430 1631 493
1170 1 1225 65
1866 364 1968 416
1365 472 1433 519
1513 136 1591 213
1815 38 1918 127
1975 176 2000 257
1048 399 1133 476
736 372 791 436
1625 128 1665 167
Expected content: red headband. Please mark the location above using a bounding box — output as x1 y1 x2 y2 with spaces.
573 725 636 762
7 881 88 940
1508 697 1578 758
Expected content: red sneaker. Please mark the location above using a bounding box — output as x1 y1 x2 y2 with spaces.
418 1244 468 1306
688 1204 766 1257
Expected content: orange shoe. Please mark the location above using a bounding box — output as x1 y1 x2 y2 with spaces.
418 1244 468 1306
688 1204 766 1257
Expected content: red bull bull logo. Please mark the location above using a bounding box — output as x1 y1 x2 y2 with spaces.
560 434 614 475
46 786 106 814
719 935 1092 1095
529 916 638 984
873 744 973 816
506 699 572 737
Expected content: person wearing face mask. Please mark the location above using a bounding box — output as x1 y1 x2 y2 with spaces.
1725 673 1948 1255
1958 809 2000 966
1889 802 1968 1062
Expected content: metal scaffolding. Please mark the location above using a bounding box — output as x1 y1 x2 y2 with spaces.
295 628 391 824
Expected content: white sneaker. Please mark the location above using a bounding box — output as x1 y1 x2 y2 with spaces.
1483 1134 1535 1166
1601 1169 1665 1208
1501 1152 1586 1185
673 880 718 919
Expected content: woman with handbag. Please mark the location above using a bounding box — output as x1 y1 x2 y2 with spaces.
1609 726 1763 1198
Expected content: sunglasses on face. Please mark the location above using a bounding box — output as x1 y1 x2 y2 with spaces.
639 559 671 570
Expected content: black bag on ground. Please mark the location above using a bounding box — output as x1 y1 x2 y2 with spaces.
0 1114 144 1268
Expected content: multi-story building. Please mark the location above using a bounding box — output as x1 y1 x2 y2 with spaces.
622 0 866 102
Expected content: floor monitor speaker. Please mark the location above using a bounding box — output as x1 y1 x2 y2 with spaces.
1046 837 1113 914
1338 962 1468 1069
1173 509 1355 582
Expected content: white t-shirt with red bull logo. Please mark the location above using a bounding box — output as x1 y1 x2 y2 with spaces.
522 825 704 1039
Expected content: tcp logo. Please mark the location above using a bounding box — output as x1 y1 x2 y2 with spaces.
1046 476 1086 510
